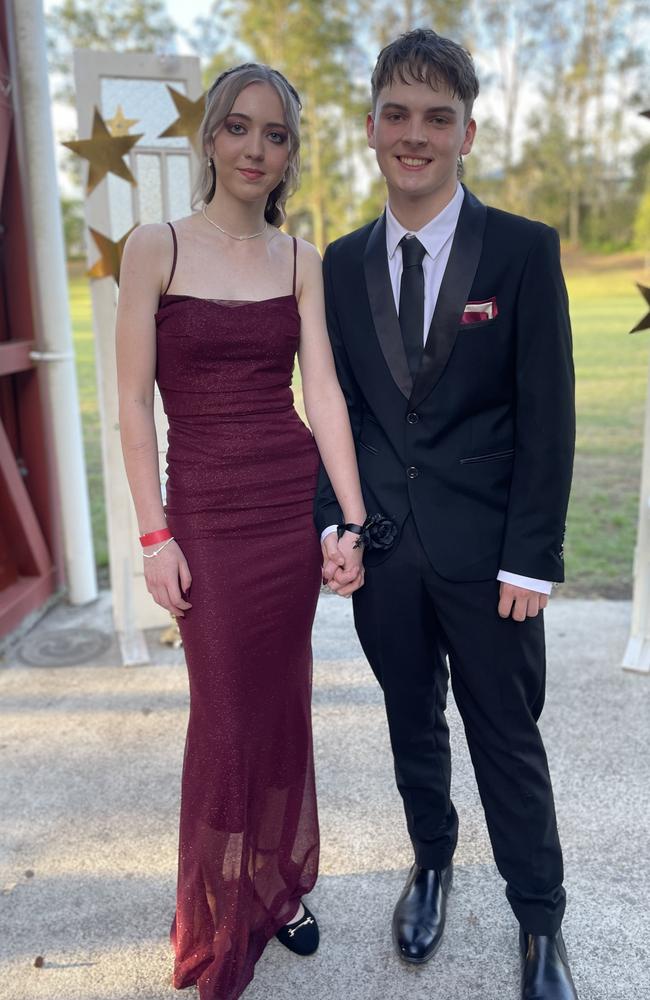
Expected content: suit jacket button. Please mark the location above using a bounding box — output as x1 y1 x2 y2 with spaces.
407 466 419 479
407 411 419 424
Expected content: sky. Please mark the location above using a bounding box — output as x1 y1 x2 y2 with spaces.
165 0 211 30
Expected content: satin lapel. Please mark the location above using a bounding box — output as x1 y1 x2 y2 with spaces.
409 189 487 411
363 213 412 399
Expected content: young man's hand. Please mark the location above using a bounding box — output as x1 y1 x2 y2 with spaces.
321 533 365 597
498 582 548 621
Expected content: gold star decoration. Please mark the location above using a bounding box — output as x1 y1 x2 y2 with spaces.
106 105 140 137
63 108 143 195
158 86 206 153
87 224 139 285
160 618 183 649
630 284 650 334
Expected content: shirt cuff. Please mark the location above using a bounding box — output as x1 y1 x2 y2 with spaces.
497 570 552 595
321 524 339 543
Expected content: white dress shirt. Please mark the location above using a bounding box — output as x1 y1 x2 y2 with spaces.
323 185 552 596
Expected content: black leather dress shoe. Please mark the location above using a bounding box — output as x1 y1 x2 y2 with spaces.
520 929 578 999
392 863 452 964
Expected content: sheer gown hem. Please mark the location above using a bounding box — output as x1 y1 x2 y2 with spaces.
171 872 318 996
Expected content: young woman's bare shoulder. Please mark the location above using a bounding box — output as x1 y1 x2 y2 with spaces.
288 237 320 283
166 212 201 234
126 215 199 252
267 228 309 270
128 222 173 247
119 225 176 298
294 237 322 264
294 238 323 289
290 238 325 304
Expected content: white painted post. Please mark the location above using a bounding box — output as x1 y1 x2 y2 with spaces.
71 51 201 664
623 354 650 673
10 0 97 605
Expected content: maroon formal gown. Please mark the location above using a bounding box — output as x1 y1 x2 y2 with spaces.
155 225 322 999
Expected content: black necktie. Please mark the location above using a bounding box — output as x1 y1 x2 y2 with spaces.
398 235 426 379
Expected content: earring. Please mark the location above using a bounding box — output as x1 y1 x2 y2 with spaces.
207 156 214 170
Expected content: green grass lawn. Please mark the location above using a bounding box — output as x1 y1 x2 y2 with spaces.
69 274 108 569
69 256 650 596
563 260 649 596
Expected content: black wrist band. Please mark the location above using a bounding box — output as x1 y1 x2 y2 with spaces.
337 522 364 540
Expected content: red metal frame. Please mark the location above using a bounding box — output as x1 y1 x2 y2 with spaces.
0 0 61 637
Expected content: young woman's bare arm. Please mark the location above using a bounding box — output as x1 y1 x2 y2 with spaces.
296 240 366 596
115 224 192 616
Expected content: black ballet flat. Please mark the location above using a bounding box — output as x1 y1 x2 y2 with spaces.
275 903 319 956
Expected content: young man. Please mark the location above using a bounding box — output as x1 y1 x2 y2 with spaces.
316 29 578 1000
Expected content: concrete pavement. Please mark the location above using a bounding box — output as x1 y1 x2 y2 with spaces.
1 595 649 1000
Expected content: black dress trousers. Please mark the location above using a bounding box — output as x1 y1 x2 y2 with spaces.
352 514 566 935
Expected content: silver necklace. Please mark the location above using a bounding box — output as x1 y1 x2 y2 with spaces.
202 205 267 241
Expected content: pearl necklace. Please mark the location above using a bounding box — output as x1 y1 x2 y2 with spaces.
202 205 267 241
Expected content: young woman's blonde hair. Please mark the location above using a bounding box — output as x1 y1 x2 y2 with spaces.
194 63 302 227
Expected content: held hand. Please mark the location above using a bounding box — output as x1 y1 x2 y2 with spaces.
321 532 345 586
328 531 365 598
497 582 549 621
143 539 193 617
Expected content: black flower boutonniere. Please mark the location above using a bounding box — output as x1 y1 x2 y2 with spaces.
337 514 398 550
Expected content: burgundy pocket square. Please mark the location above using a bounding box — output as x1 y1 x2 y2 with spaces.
461 297 498 324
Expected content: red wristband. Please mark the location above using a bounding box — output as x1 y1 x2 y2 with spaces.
139 527 172 548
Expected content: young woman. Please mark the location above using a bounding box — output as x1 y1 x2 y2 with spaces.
116 63 365 1000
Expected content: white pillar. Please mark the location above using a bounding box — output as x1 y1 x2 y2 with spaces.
623 354 650 673
10 0 97 604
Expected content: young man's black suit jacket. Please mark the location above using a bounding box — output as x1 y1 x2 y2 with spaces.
314 186 575 935
314 186 575 584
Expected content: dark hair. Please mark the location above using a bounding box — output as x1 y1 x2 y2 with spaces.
371 28 479 122
195 63 302 227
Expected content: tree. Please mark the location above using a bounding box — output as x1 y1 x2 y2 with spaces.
185 0 241 88
553 0 645 244
465 0 556 210
188 0 649 249
47 0 178 103
634 143 650 262
633 187 650 262
354 0 468 52
483 0 649 246
199 0 367 248
507 111 575 233
60 197 86 259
